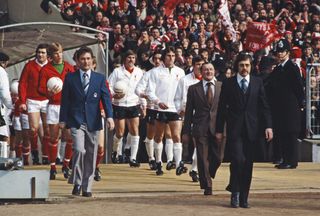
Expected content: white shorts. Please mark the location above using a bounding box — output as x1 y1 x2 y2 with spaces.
21 114 30 130
13 116 22 131
46 104 60 125
27 99 49 113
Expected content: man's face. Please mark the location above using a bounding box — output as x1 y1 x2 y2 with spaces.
193 60 204 76
79 52 93 71
164 51 175 67
52 50 63 64
124 55 136 68
238 59 251 77
153 54 162 67
36 48 48 64
277 51 289 62
201 63 215 81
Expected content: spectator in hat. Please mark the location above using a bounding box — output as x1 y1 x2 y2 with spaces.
267 39 305 169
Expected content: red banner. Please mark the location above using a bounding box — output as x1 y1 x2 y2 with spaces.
164 0 196 17
245 22 282 52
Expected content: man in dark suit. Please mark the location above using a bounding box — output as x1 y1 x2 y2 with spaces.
182 62 223 196
59 46 114 197
268 39 305 169
215 52 273 208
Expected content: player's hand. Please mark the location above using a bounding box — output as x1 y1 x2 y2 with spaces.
215 133 223 144
158 102 169 110
19 104 27 112
265 128 273 142
101 110 106 118
107 117 115 131
113 93 125 99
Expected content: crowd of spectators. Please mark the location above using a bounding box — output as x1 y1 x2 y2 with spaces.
39 0 320 80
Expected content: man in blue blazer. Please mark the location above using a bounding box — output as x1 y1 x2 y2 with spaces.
59 46 114 197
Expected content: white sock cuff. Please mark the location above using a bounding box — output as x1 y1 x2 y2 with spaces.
154 142 163 149
173 142 182 150
166 138 173 144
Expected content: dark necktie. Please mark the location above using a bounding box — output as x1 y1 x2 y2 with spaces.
241 78 248 93
83 73 89 94
206 82 213 106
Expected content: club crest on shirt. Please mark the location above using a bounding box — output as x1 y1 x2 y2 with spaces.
93 92 98 98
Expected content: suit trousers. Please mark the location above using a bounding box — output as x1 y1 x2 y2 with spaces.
194 133 222 190
68 124 99 193
278 131 299 167
226 132 253 193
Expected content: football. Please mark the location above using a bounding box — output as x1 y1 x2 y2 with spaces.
114 80 128 95
10 80 19 95
47 77 63 93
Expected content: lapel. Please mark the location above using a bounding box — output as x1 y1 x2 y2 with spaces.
245 75 256 108
195 80 209 106
74 70 85 96
86 71 96 98
211 82 221 111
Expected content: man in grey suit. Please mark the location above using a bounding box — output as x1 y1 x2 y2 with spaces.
182 62 223 196
59 46 114 197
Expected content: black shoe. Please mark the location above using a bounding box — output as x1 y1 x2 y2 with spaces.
56 157 62 165
82 191 92 197
276 163 297 169
189 170 199 182
166 161 176 170
149 160 157 170
111 151 118 164
50 169 57 180
231 192 240 208
124 149 131 163
72 184 81 196
94 168 102 181
273 158 283 165
42 157 49 165
31 150 41 165
204 187 212 195
240 192 250 208
62 166 70 179
129 159 140 167
176 161 188 176
156 162 164 176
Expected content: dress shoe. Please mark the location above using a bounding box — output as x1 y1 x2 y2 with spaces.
276 163 297 169
156 162 163 176
176 161 188 176
129 159 140 167
148 160 157 170
82 191 92 197
94 167 102 181
166 161 176 170
72 185 81 196
55 157 62 165
272 158 283 165
31 150 41 165
204 187 212 195
240 192 250 208
50 169 57 180
231 192 240 208
189 170 199 182
62 166 70 179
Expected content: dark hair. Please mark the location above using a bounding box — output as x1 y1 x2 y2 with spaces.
200 62 214 72
122 50 136 63
77 46 94 60
192 55 204 65
152 50 162 60
161 46 175 61
233 52 253 74
36 43 49 53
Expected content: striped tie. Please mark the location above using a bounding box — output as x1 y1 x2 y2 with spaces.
83 73 89 94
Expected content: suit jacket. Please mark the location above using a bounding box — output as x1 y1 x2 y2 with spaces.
183 80 222 137
59 70 113 132
216 76 272 142
266 60 304 133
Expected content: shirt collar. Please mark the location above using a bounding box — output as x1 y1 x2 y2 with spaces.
280 58 289 67
237 73 250 84
202 77 216 88
80 69 91 78
35 59 48 67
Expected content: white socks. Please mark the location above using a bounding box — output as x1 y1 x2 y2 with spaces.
113 134 123 157
145 138 155 161
130 135 140 161
0 141 8 158
165 138 173 162
191 148 198 172
154 141 163 163
173 142 183 166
